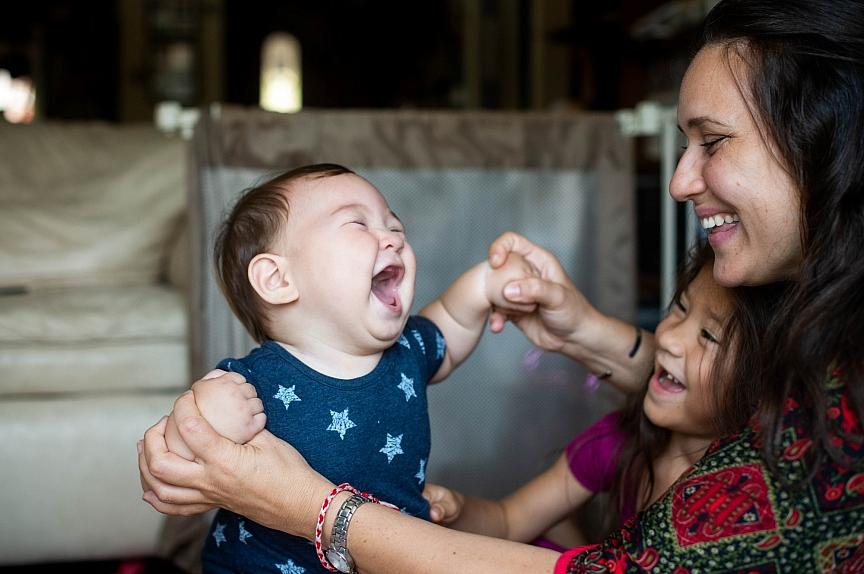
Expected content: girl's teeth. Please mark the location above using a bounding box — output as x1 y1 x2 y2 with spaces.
660 372 684 386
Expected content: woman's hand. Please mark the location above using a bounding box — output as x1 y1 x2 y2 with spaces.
486 232 655 393
423 483 465 525
486 232 598 351
139 385 332 539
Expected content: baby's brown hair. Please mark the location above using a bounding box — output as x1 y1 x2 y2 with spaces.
213 163 355 342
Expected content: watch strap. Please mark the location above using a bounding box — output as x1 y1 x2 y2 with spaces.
327 493 369 572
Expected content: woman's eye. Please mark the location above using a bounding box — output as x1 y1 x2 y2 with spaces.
350 221 367 227
700 328 720 344
700 136 729 153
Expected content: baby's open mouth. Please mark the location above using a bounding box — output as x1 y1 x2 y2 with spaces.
371 265 404 311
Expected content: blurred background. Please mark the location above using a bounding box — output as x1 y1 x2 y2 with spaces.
0 0 718 316
0 1 716 572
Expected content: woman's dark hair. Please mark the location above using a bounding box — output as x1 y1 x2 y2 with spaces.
607 243 787 527
701 0 864 475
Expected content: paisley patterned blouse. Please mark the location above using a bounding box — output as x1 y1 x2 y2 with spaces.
557 372 864 573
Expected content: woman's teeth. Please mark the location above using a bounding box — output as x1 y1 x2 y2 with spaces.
701 213 740 230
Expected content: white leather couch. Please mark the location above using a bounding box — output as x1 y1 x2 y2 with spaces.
0 123 190 565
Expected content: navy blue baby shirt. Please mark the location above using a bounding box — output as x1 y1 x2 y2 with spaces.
202 315 445 574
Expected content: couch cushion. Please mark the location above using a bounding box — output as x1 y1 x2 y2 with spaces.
0 123 184 289
0 393 179 563
0 286 189 395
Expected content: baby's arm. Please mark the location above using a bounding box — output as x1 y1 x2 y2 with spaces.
424 452 593 542
420 253 536 383
165 370 266 461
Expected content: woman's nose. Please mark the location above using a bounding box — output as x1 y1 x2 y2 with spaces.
669 148 706 203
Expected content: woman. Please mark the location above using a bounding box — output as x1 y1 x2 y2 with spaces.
140 1 864 571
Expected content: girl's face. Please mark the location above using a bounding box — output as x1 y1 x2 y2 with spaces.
671 45 803 287
644 265 731 437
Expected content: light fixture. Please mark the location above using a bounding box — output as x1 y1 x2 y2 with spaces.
1 71 36 124
260 33 302 113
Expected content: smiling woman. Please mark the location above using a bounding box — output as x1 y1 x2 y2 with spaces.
671 44 802 287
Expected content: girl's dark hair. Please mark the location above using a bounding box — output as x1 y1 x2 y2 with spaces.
213 163 354 343
607 243 787 527
701 0 864 475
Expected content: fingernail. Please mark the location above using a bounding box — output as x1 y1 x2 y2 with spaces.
490 253 502 266
504 283 520 298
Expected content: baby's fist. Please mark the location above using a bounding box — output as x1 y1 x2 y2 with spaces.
192 372 266 444
485 252 538 313
423 483 464 525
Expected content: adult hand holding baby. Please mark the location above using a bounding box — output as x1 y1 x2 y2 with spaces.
140 379 331 539
164 369 266 460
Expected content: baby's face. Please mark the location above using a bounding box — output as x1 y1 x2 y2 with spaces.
277 173 416 352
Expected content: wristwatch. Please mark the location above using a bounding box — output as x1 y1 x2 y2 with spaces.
325 493 369 573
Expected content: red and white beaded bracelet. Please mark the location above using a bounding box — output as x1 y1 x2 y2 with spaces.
314 482 399 571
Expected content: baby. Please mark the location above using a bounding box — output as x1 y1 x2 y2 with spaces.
165 163 535 573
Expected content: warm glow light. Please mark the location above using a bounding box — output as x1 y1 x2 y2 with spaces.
260 33 302 113
1 72 36 124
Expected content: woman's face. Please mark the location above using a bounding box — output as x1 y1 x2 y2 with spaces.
671 45 803 287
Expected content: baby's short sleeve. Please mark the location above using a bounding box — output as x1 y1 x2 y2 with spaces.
401 315 446 382
215 356 255 382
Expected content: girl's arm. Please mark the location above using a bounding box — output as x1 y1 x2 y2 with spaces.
140 388 560 574
426 454 594 543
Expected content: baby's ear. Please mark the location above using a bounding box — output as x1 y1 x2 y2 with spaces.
248 253 299 305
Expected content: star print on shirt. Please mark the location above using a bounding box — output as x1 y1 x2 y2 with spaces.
212 522 227 547
238 520 252 544
412 330 425 354
327 409 357 440
274 384 301 410
275 559 306 574
415 458 426 484
399 335 411 349
397 372 416 401
435 332 445 359
380 433 404 463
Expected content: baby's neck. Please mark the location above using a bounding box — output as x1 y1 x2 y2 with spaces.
274 338 383 379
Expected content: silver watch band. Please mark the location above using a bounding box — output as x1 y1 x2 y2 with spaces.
326 493 369 573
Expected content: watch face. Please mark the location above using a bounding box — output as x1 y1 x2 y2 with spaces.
326 548 353 573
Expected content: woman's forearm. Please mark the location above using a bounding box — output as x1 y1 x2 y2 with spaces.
561 310 655 395
322 494 559 574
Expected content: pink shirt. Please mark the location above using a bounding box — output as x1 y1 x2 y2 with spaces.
565 411 634 521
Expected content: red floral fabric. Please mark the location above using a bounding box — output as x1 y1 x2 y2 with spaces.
561 373 864 573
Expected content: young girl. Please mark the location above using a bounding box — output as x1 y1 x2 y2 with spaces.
423 244 785 547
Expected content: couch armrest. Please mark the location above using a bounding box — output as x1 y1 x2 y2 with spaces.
164 217 190 291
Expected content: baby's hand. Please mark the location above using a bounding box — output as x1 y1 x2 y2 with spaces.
484 252 538 312
423 483 464 525
193 371 266 445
